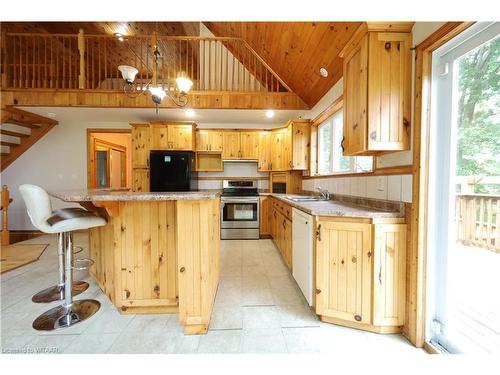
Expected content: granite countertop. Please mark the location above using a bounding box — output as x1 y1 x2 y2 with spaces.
270 194 404 218
50 188 221 202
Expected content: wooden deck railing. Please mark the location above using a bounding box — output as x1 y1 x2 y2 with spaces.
455 194 500 252
1 32 290 93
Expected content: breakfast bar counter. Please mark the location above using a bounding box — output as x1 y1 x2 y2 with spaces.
50 189 221 335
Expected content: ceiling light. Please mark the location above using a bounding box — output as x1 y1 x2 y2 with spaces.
185 109 195 117
114 32 124 42
319 67 329 78
149 86 166 104
265 110 275 119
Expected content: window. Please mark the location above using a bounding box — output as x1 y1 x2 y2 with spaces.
317 109 373 175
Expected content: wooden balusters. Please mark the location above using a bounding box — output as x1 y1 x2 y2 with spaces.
1 185 12 246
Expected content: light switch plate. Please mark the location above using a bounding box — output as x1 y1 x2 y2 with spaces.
376 176 386 191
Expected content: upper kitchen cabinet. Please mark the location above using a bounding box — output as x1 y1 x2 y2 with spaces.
196 130 223 152
270 120 310 171
222 131 241 159
131 123 151 168
240 131 260 160
150 122 196 151
257 131 272 171
341 23 412 155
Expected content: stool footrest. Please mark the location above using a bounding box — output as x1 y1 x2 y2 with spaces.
72 258 94 271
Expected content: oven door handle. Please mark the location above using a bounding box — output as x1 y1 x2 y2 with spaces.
221 199 259 204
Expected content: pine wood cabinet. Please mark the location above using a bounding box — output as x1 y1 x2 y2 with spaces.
315 217 407 333
132 168 149 192
131 123 151 168
196 130 223 152
240 131 259 159
222 131 241 159
259 195 272 236
270 198 293 271
271 128 286 171
270 120 309 171
257 131 272 171
341 28 412 155
150 123 195 151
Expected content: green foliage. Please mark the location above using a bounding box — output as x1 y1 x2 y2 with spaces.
456 36 500 194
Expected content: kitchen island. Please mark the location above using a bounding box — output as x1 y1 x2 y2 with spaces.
50 189 221 335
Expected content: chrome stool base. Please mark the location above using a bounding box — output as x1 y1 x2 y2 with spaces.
31 281 89 303
32 299 101 331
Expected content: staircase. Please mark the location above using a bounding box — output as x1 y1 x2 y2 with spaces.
1 107 58 171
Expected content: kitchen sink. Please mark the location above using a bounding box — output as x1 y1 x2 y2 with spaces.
285 196 327 202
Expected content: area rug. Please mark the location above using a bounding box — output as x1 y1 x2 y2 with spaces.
0 244 49 274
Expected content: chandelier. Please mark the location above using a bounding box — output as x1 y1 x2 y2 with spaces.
118 38 193 113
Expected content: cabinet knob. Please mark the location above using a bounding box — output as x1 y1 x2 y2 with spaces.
384 42 391 50
179 266 185 273
315 288 321 295
354 315 362 322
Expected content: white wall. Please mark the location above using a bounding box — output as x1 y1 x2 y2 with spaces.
301 22 446 203
2 121 130 230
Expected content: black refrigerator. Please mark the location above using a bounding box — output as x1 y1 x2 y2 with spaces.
149 151 198 192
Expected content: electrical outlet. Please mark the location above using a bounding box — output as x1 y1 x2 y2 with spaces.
376 176 385 191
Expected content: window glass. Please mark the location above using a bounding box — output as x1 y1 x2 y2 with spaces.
317 109 373 175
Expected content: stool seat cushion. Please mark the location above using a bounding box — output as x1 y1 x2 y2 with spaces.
47 208 107 233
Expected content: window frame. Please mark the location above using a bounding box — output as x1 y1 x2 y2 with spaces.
313 101 373 176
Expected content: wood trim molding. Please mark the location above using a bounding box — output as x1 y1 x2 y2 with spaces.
303 164 413 179
311 95 343 127
407 21 473 348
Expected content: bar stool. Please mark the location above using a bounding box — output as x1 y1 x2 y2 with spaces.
19 184 107 330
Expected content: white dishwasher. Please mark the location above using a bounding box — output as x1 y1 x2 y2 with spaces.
292 208 313 306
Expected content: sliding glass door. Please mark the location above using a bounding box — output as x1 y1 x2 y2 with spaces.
427 22 500 353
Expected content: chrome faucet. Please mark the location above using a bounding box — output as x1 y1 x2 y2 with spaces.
317 186 330 201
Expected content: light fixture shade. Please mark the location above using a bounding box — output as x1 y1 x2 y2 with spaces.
149 86 166 102
176 77 193 94
118 65 138 83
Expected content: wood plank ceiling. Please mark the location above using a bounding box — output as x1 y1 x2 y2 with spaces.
203 22 362 107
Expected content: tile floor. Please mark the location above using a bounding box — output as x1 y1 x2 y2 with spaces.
1 233 425 354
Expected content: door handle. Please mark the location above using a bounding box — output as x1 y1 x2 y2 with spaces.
316 224 322 241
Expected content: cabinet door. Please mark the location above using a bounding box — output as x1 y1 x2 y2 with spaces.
168 125 194 150
132 168 149 192
240 131 259 159
208 130 223 152
316 221 372 324
271 129 285 171
372 224 406 327
257 131 272 171
343 35 368 155
131 125 151 168
271 207 278 245
283 217 292 270
151 124 170 149
367 32 411 151
222 131 241 159
259 196 271 236
290 122 310 170
196 130 210 151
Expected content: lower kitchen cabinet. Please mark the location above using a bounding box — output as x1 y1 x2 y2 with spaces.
269 198 293 271
259 196 272 237
315 217 406 333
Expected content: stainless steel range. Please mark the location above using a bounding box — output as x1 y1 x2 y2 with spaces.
220 180 260 239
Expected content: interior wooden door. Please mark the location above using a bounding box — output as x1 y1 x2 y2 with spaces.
222 131 241 159
372 224 407 327
168 125 194 150
131 125 151 168
315 220 372 324
343 35 368 155
240 131 259 159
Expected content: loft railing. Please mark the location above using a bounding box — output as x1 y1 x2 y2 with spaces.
455 194 500 252
1 32 290 93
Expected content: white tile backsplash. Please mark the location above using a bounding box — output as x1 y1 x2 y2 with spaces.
387 175 402 201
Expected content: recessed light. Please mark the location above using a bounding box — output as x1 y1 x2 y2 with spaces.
319 67 329 78
265 110 275 119
185 109 195 117
114 33 124 42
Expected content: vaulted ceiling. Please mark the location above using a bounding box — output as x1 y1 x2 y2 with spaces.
203 22 362 107
2 21 362 107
